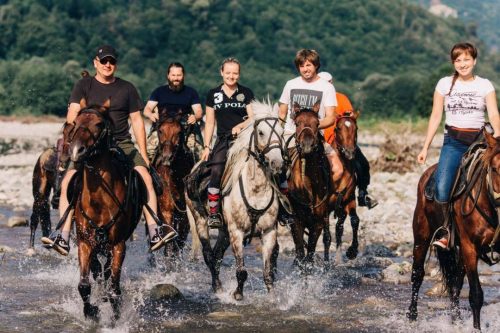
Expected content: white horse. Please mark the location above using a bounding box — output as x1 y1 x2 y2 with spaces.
187 101 285 299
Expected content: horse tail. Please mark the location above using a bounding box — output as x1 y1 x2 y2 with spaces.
436 245 461 296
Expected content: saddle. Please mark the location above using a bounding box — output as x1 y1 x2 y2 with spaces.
424 135 487 201
185 161 212 216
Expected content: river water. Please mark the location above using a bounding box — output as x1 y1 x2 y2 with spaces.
1 206 500 333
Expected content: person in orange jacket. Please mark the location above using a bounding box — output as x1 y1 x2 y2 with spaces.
319 72 378 209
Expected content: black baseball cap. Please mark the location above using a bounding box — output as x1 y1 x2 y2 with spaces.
95 45 118 60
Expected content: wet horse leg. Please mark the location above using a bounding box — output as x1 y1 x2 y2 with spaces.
30 166 52 248
305 221 323 268
346 208 360 260
78 242 100 320
290 218 305 267
175 212 190 252
322 216 331 270
450 264 465 323
462 242 483 330
109 242 126 321
229 228 247 300
335 210 347 265
213 225 230 276
407 206 431 322
261 227 278 292
194 214 222 292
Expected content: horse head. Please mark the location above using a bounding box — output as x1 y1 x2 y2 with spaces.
67 98 111 163
157 109 184 166
334 110 359 160
252 115 284 175
483 129 500 201
293 102 320 155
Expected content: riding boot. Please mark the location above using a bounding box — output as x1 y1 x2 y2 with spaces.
433 202 450 250
207 188 223 229
358 188 378 209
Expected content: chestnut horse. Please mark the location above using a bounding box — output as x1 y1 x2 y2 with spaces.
408 129 500 330
67 101 140 321
328 112 360 264
153 113 194 257
287 103 331 269
29 123 73 249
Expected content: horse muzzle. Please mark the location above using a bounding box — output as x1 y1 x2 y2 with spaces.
70 142 87 162
341 147 356 160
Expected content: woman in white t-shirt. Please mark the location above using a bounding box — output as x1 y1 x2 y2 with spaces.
417 42 500 249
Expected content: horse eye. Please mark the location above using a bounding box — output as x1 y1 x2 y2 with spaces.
258 130 264 136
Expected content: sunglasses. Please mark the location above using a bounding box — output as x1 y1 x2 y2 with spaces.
99 57 117 65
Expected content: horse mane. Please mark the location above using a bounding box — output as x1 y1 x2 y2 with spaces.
222 101 278 191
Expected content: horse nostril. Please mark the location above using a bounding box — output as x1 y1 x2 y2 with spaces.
77 146 86 155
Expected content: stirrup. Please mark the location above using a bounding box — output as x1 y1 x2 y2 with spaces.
432 226 450 250
207 213 223 229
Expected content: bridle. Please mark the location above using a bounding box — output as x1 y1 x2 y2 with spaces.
334 114 358 159
156 116 185 167
67 108 111 162
247 117 285 169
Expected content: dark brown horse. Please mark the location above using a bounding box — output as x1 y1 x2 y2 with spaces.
29 123 73 249
153 113 194 257
288 103 331 268
67 100 140 321
328 112 360 264
408 129 500 330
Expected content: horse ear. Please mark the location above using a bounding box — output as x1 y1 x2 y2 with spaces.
353 109 360 120
484 128 497 148
312 101 320 113
79 98 87 109
99 99 111 113
293 102 301 115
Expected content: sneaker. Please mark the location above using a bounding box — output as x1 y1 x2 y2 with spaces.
207 213 223 229
358 191 379 209
41 234 70 256
150 227 177 252
432 237 449 250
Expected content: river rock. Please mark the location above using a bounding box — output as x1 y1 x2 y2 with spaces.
381 261 412 284
0 244 14 252
363 244 396 257
7 216 28 227
150 283 183 302
207 311 243 320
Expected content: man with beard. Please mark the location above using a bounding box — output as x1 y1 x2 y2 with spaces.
144 62 203 159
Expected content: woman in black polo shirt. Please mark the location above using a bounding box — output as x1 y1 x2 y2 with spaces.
202 57 255 228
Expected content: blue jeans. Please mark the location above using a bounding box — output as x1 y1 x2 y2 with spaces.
435 134 469 202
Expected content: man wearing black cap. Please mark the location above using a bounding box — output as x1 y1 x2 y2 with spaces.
42 45 175 254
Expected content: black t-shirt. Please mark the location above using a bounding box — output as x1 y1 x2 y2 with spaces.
205 84 254 136
68 77 143 142
149 85 200 118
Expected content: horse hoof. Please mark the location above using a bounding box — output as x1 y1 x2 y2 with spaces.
233 291 243 301
406 310 417 322
346 247 358 260
84 304 100 321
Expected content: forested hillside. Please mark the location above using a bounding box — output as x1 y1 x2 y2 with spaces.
0 0 498 118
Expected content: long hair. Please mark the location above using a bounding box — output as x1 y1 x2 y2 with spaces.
448 42 478 96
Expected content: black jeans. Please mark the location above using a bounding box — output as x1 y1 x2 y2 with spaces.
207 136 232 189
353 146 370 191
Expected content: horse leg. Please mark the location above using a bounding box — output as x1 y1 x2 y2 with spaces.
335 210 347 265
322 216 331 271
230 228 247 301
109 242 126 321
261 228 278 292
271 240 279 280
175 212 190 252
450 265 465 323
193 211 221 292
346 208 360 260
78 242 100 320
290 219 305 268
462 243 482 330
407 205 431 322
214 225 230 275
30 168 52 248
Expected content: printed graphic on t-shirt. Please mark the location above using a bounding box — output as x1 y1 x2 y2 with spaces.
290 89 323 118
447 91 483 116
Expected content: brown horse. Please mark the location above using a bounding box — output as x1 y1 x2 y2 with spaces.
328 112 360 264
408 129 500 330
67 100 140 321
153 113 194 257
30 123 73 249
288 103 331 269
